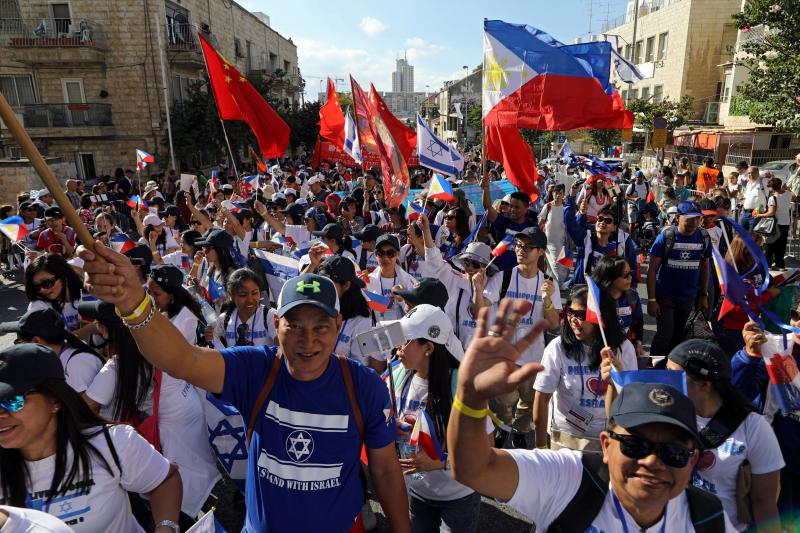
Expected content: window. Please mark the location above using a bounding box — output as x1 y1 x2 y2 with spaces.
722 69 733 103
234 38 243 58
630 88 639 100
246 40 253 71
49 3 71 35
269 52 278 71
641 87 650 100
653 85 664 102
172 75 192 104
283 60 290 74
260 51 267 70
0 75 36 106
624 44 632 60
645 36 655 63
657 32 669 60
633 40 643 64
165 3 190 46
621 89 628 103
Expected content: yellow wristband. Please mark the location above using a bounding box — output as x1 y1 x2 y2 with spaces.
453 397 489 419
115 292 151 321
543 299 554 310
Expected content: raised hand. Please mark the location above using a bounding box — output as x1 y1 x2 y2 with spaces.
77 241 145 313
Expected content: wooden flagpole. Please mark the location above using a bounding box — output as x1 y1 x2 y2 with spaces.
0 91 95 252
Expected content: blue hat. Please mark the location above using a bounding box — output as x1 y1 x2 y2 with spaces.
277 274 340 318
676 201 702 218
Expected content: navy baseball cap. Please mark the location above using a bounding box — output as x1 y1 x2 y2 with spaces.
0 308 64 337
195 228 234 250
610 382 702 448
0 344 65 398
354 224 381 242
515 226 548 248
667 339 731 382
375 234 400 251
313 223 344 241
149 264 184 292
277 274 340 318
318 255 366 289
393 278 448 310
677 201 702 218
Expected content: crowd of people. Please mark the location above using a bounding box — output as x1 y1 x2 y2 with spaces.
0 148 798 532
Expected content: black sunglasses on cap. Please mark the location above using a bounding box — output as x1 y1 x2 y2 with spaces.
607 430 696 468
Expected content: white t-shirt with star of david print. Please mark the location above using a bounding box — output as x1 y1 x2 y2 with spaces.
0 505 73 532
503 268 563 365
505 448 737 532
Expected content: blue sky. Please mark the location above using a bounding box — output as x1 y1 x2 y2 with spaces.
238 0 631 100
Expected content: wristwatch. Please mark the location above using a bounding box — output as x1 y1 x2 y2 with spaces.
155 520 179 533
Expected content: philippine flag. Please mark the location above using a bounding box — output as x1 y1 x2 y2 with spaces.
109 234 136 254
492 234 514 257
763 349 800 414
363 290 390 313
136 149 155 170
416 410 446 461
126 195 149 211
0 216 28 242
427 173 455 202
557 247 574 268
221 200 242 213
404 200 429 221
585 277 605 327
241 174 260 191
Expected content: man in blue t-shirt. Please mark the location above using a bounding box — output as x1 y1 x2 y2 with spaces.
76 244 412 533
647 201 711 358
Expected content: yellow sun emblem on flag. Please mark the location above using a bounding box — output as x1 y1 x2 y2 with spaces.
484 53 509 91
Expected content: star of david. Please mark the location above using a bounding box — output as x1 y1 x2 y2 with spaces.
209 419 248 471
426 138 444 158
287 430 313 462
680 250 691 260
59 502 73 512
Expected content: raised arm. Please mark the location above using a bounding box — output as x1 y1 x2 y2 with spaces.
254 200 287 235
480 176 499 223
78 243 226 393
563 187 589 245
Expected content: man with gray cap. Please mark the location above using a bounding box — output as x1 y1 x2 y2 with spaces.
447 299 734 531
76 239 412 533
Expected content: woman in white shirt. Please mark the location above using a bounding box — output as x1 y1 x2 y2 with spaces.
538 184 568 285
0 344 181 532
758 177 793 269
366 234 417 321
147 264 204 344
534 284 637 451
207 268 273 348
666 339 783 532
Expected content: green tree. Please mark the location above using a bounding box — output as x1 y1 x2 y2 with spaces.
585 129 621 153
732 2 800 132
626 96 694 132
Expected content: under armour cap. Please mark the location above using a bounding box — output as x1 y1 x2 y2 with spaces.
277 273 340 318
610 382 702 448
392 278 448 310
667 339 731 382
0 344 65 398
382 304 465 361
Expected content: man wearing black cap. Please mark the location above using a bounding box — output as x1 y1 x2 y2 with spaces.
36 207 75 258
447 300 733 532
353 224 381 272
393 277 448 312
76 241 412 533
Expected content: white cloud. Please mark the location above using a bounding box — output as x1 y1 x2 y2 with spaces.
403 36 448 62
359 16 388 36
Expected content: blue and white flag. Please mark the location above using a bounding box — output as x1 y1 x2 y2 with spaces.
558 140 574 159
416 113 464 176
253 248 299 301
343 107 362 164
35 18 46 36
202 394 248 492
609 47 653 84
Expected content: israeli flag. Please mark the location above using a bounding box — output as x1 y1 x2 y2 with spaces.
558 140 574 159
35 18 46 36
416 113 464 177
610 48 653 84
343 107 362 164
253 249 299 302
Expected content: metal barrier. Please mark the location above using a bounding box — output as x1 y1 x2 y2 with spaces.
1 18 107 49
15 103 112 127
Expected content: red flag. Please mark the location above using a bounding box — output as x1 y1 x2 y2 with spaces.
485 126 540 203
350 76 410 208
369 85 417 163
318 78 346 148
249 146 267 173
198 34 289 158
311 137 322 169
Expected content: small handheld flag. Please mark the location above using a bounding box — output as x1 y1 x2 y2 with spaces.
241 175 260 191
610 369 688 395
585 277 605 328
556 247 574 268
427 173 456 202
136 149 155 170
0 216 28 242
408 415 422 448
110 234 136 254
363 290 391 313
126 195 149 211
492 234 514 257
404 200 428 221
221 200 242 213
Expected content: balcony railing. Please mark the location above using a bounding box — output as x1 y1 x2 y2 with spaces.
725 147 799 168
166 21 196 50
0 18 107 49
13 103 112 128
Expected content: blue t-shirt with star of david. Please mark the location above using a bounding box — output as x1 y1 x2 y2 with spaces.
649 227 711 301
218 345 395 532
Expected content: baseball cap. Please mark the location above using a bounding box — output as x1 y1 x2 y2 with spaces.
124 244 153 267
609 382 702 448
271 192 287 202
282 203 305 217
0 307 65 337
221 183 234 191
35 188 51 199
375 234 400 251
515 226 548 248
160 205 180 218
382 304 465 361
305 208 328 230
195 228 234 250
0 344 65 399
44 206 63 219
634 170 645 179
354 224 381 243
282 188 297 198
318 255 365 289
677 201 702 218
295 198 309 208
308 175 325 186
277 273 340 318
149 264 184 292
181 229 201 247
142 213 165 227
18 201 33 212
392 278 448 310
453 242 498 274
312 223 344 240
76 299 123 327
667 339 731 382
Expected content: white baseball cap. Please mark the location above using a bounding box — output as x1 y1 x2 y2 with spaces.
381 304 465 361
282 188 297 197
308 175 325 186
142 214 164 226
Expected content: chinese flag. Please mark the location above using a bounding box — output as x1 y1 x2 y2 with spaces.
350 76 410 208
318 78 345 148
368 85 417 163
198 34 289 158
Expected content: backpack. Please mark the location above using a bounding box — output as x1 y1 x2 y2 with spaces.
546 452 726 533
662 225 711 259
218 306 271 348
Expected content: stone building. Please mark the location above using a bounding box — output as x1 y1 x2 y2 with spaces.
0 0 299 193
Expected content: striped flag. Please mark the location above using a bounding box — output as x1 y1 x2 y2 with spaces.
126 195 149 211
557 247 574 268
404 200 428 221
363 290 390 313
0 216 29 242
427 173 456 202
417 410 446 461
610 369 688 395
343 107 363 164
585 277 605 327
110 234 136 254
221 200 242 213
491 234 514 257
241 174 260 191
136 149 155 170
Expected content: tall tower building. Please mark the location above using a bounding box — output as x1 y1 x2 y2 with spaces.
391 53 414 93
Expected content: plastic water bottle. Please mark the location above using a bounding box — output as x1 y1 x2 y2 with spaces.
398 413 425 480
189 287 219 347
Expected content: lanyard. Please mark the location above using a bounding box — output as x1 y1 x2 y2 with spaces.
232 309 257 344
515 270 541 322
577 356 604 399
612 492 667 533
334 319 349 354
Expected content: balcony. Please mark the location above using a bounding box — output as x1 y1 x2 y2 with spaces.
1 103 113 139
165 21 203 69
1 18 107 64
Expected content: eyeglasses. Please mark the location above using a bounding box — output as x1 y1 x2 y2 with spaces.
565 307 587 321
33 277 57 291
514 242 540 253
375 249 397 258
0 390 37 413
607 430 696 468
462 259 484 269
597 216 615 225
619 271 633 279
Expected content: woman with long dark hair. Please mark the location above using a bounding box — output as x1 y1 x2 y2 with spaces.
148 264 204 344
137 214 179 260
191 228 238 311
533 285 637 451
0 344 182 531
81 301 221 526
439 207 471 260
591 255 645 362
24 253 91 336
206 268 272 348
667 339 783 532
383 304 483 532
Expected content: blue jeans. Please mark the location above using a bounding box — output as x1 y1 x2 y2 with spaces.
409 490 481 533
739 209 756 231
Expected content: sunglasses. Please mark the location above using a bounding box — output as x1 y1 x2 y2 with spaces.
33 277 57 291
462 259 484 269
375 249 397 258
619 271 633 279
607 430 696 468
565 307 587 321
444 214 456 220
190 220 202 226
0 389 37 413
597 216 616 225
514 242 540 253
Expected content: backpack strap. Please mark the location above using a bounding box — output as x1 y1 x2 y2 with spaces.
662 225 676 258
101 425 123 476
686 485 726 533
246 352 283 446
454 288 464 338
337 355 364 443
546 452 609 532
